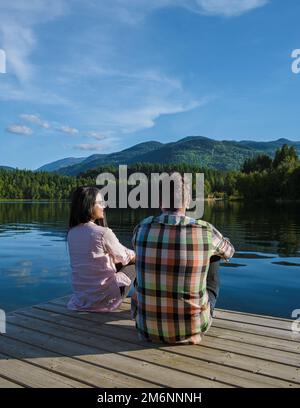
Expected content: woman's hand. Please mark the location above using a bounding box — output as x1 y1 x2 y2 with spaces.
128 253 136 265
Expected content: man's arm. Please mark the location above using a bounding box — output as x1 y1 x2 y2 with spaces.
210 224 235 262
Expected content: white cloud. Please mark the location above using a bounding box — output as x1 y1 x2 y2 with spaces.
184 0 269 17
0 0 68 83
63 64 183 91
20 114 50 129
74 138 119 152
58 126 79 135
93 0 268 23
86 131 113 140
82 92 215 135
1 0 266 147
53 64 193 134
6 124 33 135
0 0 267 84
0 82 73 106
0 24 36 83
102 100 201 134
0 1 67 17
74 143 106 151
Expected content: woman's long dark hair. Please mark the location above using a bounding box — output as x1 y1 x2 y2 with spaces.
68 186 107 230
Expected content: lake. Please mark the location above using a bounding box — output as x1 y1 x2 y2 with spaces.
0 200 299 318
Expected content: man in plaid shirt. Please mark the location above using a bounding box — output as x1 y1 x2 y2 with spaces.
131 175 235 344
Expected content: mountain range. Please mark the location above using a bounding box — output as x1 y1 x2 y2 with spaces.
0 165 14 171
31 136 300 175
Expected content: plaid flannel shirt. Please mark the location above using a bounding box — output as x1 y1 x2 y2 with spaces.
131 213 235 344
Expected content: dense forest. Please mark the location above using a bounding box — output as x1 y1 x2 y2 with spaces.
0 170 94 200
0 144 299 201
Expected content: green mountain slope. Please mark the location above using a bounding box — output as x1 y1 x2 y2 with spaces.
55 141 163 175
0 165 14 171
37 157 85 172
38 136 300 175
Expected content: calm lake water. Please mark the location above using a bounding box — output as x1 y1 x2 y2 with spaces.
0 200 299 318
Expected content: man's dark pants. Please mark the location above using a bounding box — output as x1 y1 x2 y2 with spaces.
206 255 221 317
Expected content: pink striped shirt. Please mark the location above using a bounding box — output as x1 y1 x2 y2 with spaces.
67 221 135 312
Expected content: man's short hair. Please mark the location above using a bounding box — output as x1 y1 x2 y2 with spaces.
159 172 190 211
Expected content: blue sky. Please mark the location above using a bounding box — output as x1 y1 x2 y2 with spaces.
0 0 300 169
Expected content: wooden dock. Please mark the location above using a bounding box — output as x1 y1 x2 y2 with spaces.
0 296 299 388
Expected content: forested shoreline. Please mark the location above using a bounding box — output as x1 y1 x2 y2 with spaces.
1 144 299 201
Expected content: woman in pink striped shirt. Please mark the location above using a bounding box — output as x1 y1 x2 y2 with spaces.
67 186 136 312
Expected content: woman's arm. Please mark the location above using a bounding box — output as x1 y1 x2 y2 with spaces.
103 228 135 265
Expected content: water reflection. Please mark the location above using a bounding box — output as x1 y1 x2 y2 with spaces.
0 200 299 317
220 262 247 268
272 261 300 267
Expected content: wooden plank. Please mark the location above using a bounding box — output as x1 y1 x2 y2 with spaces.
215 308 295 323
35 300 300 349
31 302 300 358
53 295 296 327
122 296 294 323
5 296 300 388
0 375 23 388
119 301 300 342
8 311 300 387
17 306 300 366
106 300 300 340
0 352 89 388
18 305 300 357
121 297 297 329
200 336 300 367
15 307 300 388
212 318 300 342
5 316 229 388
214 310 293 331
207 326 300 354
0 334 155 388
119 300 296 335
